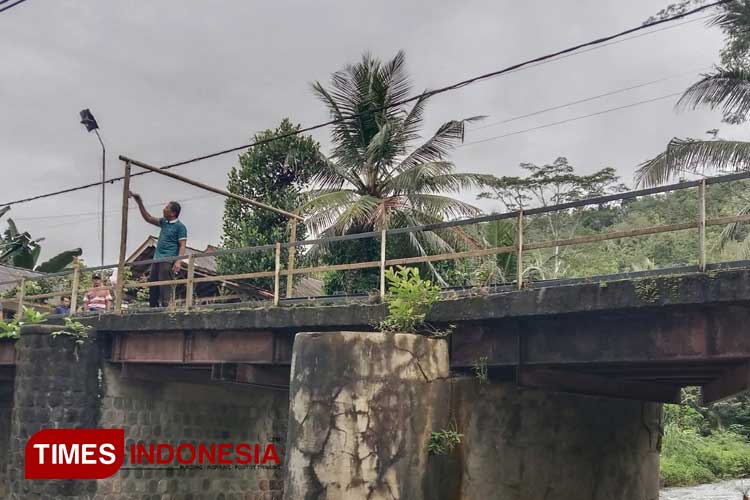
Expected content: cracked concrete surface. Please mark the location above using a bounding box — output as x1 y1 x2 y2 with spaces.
283 331 450 500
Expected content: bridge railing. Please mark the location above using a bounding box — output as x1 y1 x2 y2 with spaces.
4 168 750 317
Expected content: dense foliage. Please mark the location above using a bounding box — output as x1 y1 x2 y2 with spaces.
661 388 750 486
219 119 324 291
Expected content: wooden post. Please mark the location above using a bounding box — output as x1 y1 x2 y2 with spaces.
516 210 524 290
70 259 80 315
115 161 132 314
286 220 297 298
273 242 281 306
185 254 196 310
699 180 707 272
16 279 25 317
380 229 387 299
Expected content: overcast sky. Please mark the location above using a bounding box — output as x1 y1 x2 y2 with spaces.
1 0 745 266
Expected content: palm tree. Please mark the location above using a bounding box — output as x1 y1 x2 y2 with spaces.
636 2 750 253
635 67 750 187
303 51 495 290
637 1 750 186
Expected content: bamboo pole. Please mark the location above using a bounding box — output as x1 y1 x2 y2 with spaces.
115 161 132 314
516 210 524 290
273 242 281 306
185 254 196 310
699 180 707 272
119 156 304 221
380 229 387 299
70 259 80 315
286 220 297 298
16 279 25 317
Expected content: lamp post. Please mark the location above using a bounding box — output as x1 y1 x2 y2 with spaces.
79 109 105 266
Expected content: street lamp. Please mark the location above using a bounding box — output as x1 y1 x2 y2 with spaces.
79 109 105 266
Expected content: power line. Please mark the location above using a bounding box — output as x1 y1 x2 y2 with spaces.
0 0 28 14
0 0 728 208
459 91 684 148
470 67 709 132
12 192 221 222
484 14 711 82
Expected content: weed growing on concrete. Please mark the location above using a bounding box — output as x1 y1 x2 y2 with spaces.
427 425 463 455
472 356 489 384
0 306 48 339
379 266 440 334
634 279 660 304
51 317 91 345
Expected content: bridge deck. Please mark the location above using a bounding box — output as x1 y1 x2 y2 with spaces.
87 267 750 403
9 267 750 403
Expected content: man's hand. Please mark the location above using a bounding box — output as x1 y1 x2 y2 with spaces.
129 191 142 203
172 261 181 275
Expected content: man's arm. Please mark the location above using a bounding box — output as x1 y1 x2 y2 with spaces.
129 192 160 226
173 239 187 274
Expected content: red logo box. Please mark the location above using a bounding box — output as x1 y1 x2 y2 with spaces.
25 429 125 480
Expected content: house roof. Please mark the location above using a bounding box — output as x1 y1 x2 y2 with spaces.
0 264 42 293
126 236 216 273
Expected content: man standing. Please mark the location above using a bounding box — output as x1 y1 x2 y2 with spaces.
129 192 187 307
84 274 112 312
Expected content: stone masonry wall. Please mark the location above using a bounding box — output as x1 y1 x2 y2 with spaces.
8 326 289 500
0 382 14 497
96 364 288 500
9 325 101 499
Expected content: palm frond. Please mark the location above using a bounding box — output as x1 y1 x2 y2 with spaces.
311 81 365 169
719 203 750 250
677 68 750 118
635 139 750 187
309 154 365 192
419 173 498 194
393 117 485 174
384 162 455 194
406 193 482 220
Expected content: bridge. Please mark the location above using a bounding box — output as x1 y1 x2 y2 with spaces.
2 165 750 499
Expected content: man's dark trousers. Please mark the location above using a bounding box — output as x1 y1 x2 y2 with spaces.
149 262 174 307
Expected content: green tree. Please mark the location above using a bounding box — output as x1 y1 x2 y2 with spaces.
0 206 82 272
303 51 495 293
478 158 626 279
219 119 325 291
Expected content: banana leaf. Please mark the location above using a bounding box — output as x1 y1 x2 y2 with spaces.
35 248 82 273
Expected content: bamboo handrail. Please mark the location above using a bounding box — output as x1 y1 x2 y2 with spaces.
7 172 750 313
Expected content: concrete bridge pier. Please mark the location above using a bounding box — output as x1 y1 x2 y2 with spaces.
455 380 662 500
283 331 455 500
284 330 662 500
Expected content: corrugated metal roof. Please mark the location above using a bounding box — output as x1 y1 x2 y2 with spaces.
0 264 42 293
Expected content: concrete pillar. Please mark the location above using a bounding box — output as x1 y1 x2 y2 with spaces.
283 331 452 500
455 379 662 500
8 325 101 499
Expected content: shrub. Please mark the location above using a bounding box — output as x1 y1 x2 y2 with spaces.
660 422 750 486
379 266 440 333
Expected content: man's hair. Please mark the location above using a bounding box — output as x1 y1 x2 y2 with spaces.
167 201 181 217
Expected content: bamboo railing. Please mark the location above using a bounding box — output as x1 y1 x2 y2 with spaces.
2 162 750 317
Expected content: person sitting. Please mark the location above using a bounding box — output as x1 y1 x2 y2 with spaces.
84 274 112 312
53 296 71 315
